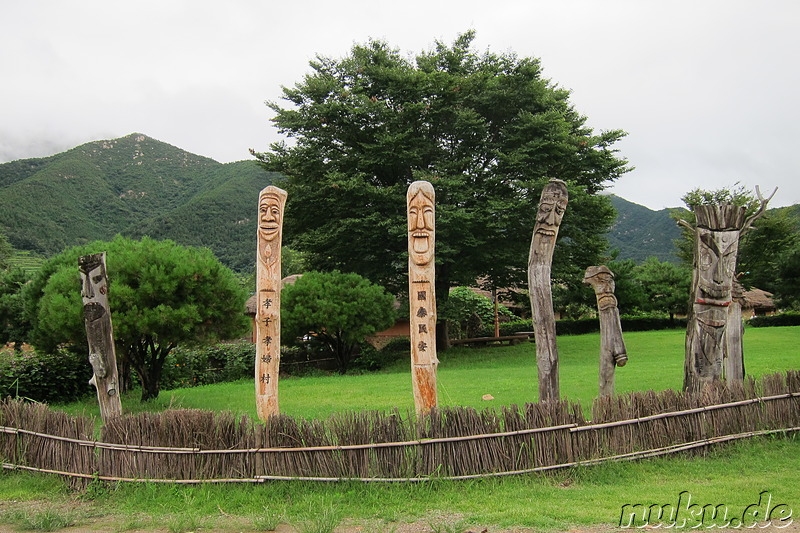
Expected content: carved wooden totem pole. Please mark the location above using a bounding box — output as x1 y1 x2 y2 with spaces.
407 180 438 415
255 186 287 420
681 187 774 393
528 179 568 403
583 266 628 397
79 252 122 422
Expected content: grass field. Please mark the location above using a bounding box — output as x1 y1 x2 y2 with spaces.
59 326 800 421
1 326 798 532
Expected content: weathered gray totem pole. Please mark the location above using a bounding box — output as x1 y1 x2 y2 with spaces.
256 186 287 420
407 180 438 415
79 252 122 422
583 266 628 397
680 187 774 393
528 179 568 403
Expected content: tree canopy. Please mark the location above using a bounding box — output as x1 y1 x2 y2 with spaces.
281 271 395 373
25 236 248 401
255 31 630 302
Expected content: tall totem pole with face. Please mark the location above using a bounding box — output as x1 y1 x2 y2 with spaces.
256 186 287 420
407 181 438 415
680 187 775 393
79 252 122 422
528 179 568 403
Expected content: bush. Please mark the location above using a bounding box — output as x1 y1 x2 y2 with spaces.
747 312 800 328
160 341 255 390
0 348 93 404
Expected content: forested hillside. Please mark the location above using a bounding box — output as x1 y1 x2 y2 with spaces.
2 134 795 273
0 134 279 272
606 195 684 263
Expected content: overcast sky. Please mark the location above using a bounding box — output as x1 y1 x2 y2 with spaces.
2 1 798 210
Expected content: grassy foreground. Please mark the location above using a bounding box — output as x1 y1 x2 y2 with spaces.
0 326 797 531
0 437 797 531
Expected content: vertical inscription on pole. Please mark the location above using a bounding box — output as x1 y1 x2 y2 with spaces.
528 179 568 403
79 252 122 422
256 186 287 420
407 180 438 415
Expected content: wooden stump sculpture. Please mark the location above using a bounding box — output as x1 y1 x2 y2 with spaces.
680 187 775 393
255 186 287 420
407 180 438 415
79 252 122 422
528 179 568 403
583 265 628 397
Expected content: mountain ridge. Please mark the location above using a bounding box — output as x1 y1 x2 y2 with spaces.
3 133 793 272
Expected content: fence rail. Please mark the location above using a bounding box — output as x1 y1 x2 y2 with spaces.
1 371 798 484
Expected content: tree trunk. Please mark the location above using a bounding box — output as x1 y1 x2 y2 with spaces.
528 179 568 403
255 186 287 420
79 252 122 422
408 181 438 415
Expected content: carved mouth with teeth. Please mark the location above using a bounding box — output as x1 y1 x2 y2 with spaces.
412 231 430 254
536 227 557 237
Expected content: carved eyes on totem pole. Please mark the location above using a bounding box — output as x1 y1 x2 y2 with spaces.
696 230 738 304
535 182 568 238
258 194 283 242
407 182 435 266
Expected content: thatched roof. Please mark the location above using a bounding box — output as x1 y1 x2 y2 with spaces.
741 288 776 311
244 274 302 316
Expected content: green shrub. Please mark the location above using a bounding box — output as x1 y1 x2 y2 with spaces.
161 341 254 390
747 312 800 328
0 348 93 404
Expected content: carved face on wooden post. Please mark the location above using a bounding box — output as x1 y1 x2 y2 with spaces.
583 266 618 311
535 181 568 237
258 188 287 267
407 181 435 267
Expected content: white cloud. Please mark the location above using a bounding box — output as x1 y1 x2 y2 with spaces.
1 0 798 208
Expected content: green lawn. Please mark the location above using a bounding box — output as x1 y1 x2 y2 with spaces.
59 326 800 421
3 326 797 532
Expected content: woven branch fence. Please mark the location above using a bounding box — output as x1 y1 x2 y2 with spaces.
1 371 798 484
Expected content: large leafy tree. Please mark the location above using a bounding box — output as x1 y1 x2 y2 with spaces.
254 32 630 305
634 257 692 320
281 271 395 373
25 236 248 401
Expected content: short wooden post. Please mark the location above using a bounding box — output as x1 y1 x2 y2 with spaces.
583 266 628 397
407 180 438 415
255 186 287 421
79 252 122 422
528 179 568 403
